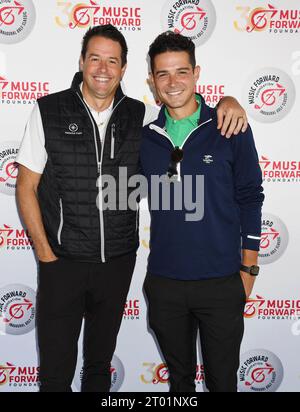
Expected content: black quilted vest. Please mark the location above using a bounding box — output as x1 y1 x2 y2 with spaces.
37 72 145 262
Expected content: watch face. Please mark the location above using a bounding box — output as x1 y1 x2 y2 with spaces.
251 265 260 275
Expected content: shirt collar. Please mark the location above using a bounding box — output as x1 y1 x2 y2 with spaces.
164 94 201 128
79 82 114 115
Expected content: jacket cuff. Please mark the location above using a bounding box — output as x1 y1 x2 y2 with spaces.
242 235 261 251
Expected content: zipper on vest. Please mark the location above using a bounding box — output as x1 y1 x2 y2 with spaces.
110 123 116 159
135 203 139 233
76 92 126 263
98 97 126 263
57 198 63 245
149 118 213 181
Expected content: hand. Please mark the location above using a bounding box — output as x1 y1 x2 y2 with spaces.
240 271 255 300
217 96 248 138
38 253 58 263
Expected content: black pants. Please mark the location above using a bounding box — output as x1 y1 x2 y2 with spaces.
144 272 246 392
36 252 136 392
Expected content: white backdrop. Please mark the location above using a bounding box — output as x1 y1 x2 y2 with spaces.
0 0 299 392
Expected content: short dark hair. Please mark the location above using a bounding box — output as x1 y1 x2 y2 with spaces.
81 24 128 67
148 31 196 73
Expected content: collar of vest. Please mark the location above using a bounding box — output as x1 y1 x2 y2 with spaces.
71 71 126 108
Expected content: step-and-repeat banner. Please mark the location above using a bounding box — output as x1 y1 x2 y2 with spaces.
0 0 299 392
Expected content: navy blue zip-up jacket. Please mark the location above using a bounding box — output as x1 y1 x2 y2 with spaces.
140 95 264 280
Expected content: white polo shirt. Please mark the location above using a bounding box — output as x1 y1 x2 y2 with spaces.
16 85 159 174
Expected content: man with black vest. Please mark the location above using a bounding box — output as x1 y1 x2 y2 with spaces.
16 25 248 392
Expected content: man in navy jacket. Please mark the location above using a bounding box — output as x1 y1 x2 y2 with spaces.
140 31 264 392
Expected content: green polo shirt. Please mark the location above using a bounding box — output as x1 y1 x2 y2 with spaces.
165 95 201 147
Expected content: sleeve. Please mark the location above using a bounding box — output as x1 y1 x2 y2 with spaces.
16 103 47 174
232 125 264 251
143 103 159 126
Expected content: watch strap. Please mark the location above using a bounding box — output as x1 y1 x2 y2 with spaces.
240 264 259 276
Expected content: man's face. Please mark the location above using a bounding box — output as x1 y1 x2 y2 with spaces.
80 36 126 102
150 51 200 112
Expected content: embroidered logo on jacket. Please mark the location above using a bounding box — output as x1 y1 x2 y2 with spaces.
65 123 82 135
203 155 213 164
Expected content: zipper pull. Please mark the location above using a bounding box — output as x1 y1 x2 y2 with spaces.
110 123 116 159
97 161 101 175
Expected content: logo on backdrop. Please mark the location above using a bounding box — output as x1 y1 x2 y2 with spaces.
260 156 300 183
74 354 124 392
0 75 50 104
0 0 36 44
195 84 225 107
245 296 300 320
238 350 284 392
234 4 300 34
0 362 39 389
141 362 204 385
0 141 19 196
243 68 296 123
55 0 142 31
161 0 216 47
123 299 140 320
259 213 289 265
0 284 36 336
0 224 33 251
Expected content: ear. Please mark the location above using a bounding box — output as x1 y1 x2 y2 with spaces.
120 63 127 79
147 73 157 96
194 65 201 83
79 55 84 71
148 72 155 88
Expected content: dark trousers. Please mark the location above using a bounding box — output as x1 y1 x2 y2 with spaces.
36 252 136 392
144 272 246 392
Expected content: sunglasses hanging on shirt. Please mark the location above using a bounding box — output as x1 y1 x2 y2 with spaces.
167 147 184 180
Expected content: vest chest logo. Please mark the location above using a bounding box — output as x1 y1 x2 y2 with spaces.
65 123 83 135
203 155 213 164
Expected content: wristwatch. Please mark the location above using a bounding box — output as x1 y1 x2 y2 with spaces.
240 264 260 276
